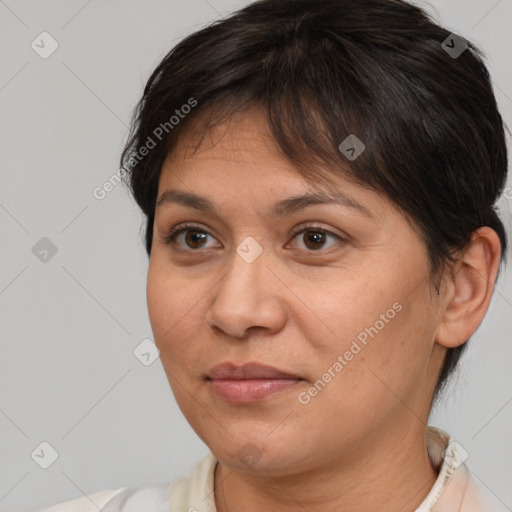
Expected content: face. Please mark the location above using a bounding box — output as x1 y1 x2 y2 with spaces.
147 109 445 476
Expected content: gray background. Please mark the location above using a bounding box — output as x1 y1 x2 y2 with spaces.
0 0 511 510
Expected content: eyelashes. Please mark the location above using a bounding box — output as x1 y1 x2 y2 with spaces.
289 225 344 251
163 223 216 249
162 222 345 253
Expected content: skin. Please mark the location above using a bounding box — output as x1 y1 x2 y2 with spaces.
146 108 501 512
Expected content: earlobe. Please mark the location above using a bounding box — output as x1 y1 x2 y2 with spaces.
435 227 502 349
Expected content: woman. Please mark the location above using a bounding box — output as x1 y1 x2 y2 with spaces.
41 0 509 510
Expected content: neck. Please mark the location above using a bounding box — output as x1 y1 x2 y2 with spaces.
214 423 438 512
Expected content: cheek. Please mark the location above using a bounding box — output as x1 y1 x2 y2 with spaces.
146 266 210 423
309 271 398 350
296 296 434 445
146 262 204 361
308 263 435 394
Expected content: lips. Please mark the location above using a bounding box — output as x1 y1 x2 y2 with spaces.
207 362 301 380
207 362 303 403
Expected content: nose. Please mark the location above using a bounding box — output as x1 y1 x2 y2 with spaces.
205 243 288 340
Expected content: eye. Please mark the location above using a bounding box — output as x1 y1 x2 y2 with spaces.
163 223 219 250
288 224 344 251
162 222 344 252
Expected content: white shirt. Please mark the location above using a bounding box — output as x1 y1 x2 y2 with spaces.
39 426 508 511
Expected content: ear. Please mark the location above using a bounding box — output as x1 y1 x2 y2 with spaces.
435 227 502 349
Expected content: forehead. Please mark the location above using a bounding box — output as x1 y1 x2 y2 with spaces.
160 107 341 192
164 107 287 168
159 112 295 206
156 107 393 223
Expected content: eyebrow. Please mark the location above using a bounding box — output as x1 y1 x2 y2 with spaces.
156 188 373 219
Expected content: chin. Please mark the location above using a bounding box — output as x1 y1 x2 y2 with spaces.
206 428 309 473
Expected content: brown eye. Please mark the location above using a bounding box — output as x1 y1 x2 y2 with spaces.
290 226 343 251
164 224 218 250
182 230 209 249
302 230 328 250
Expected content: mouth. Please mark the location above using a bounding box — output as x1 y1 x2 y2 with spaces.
206 362 304 403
